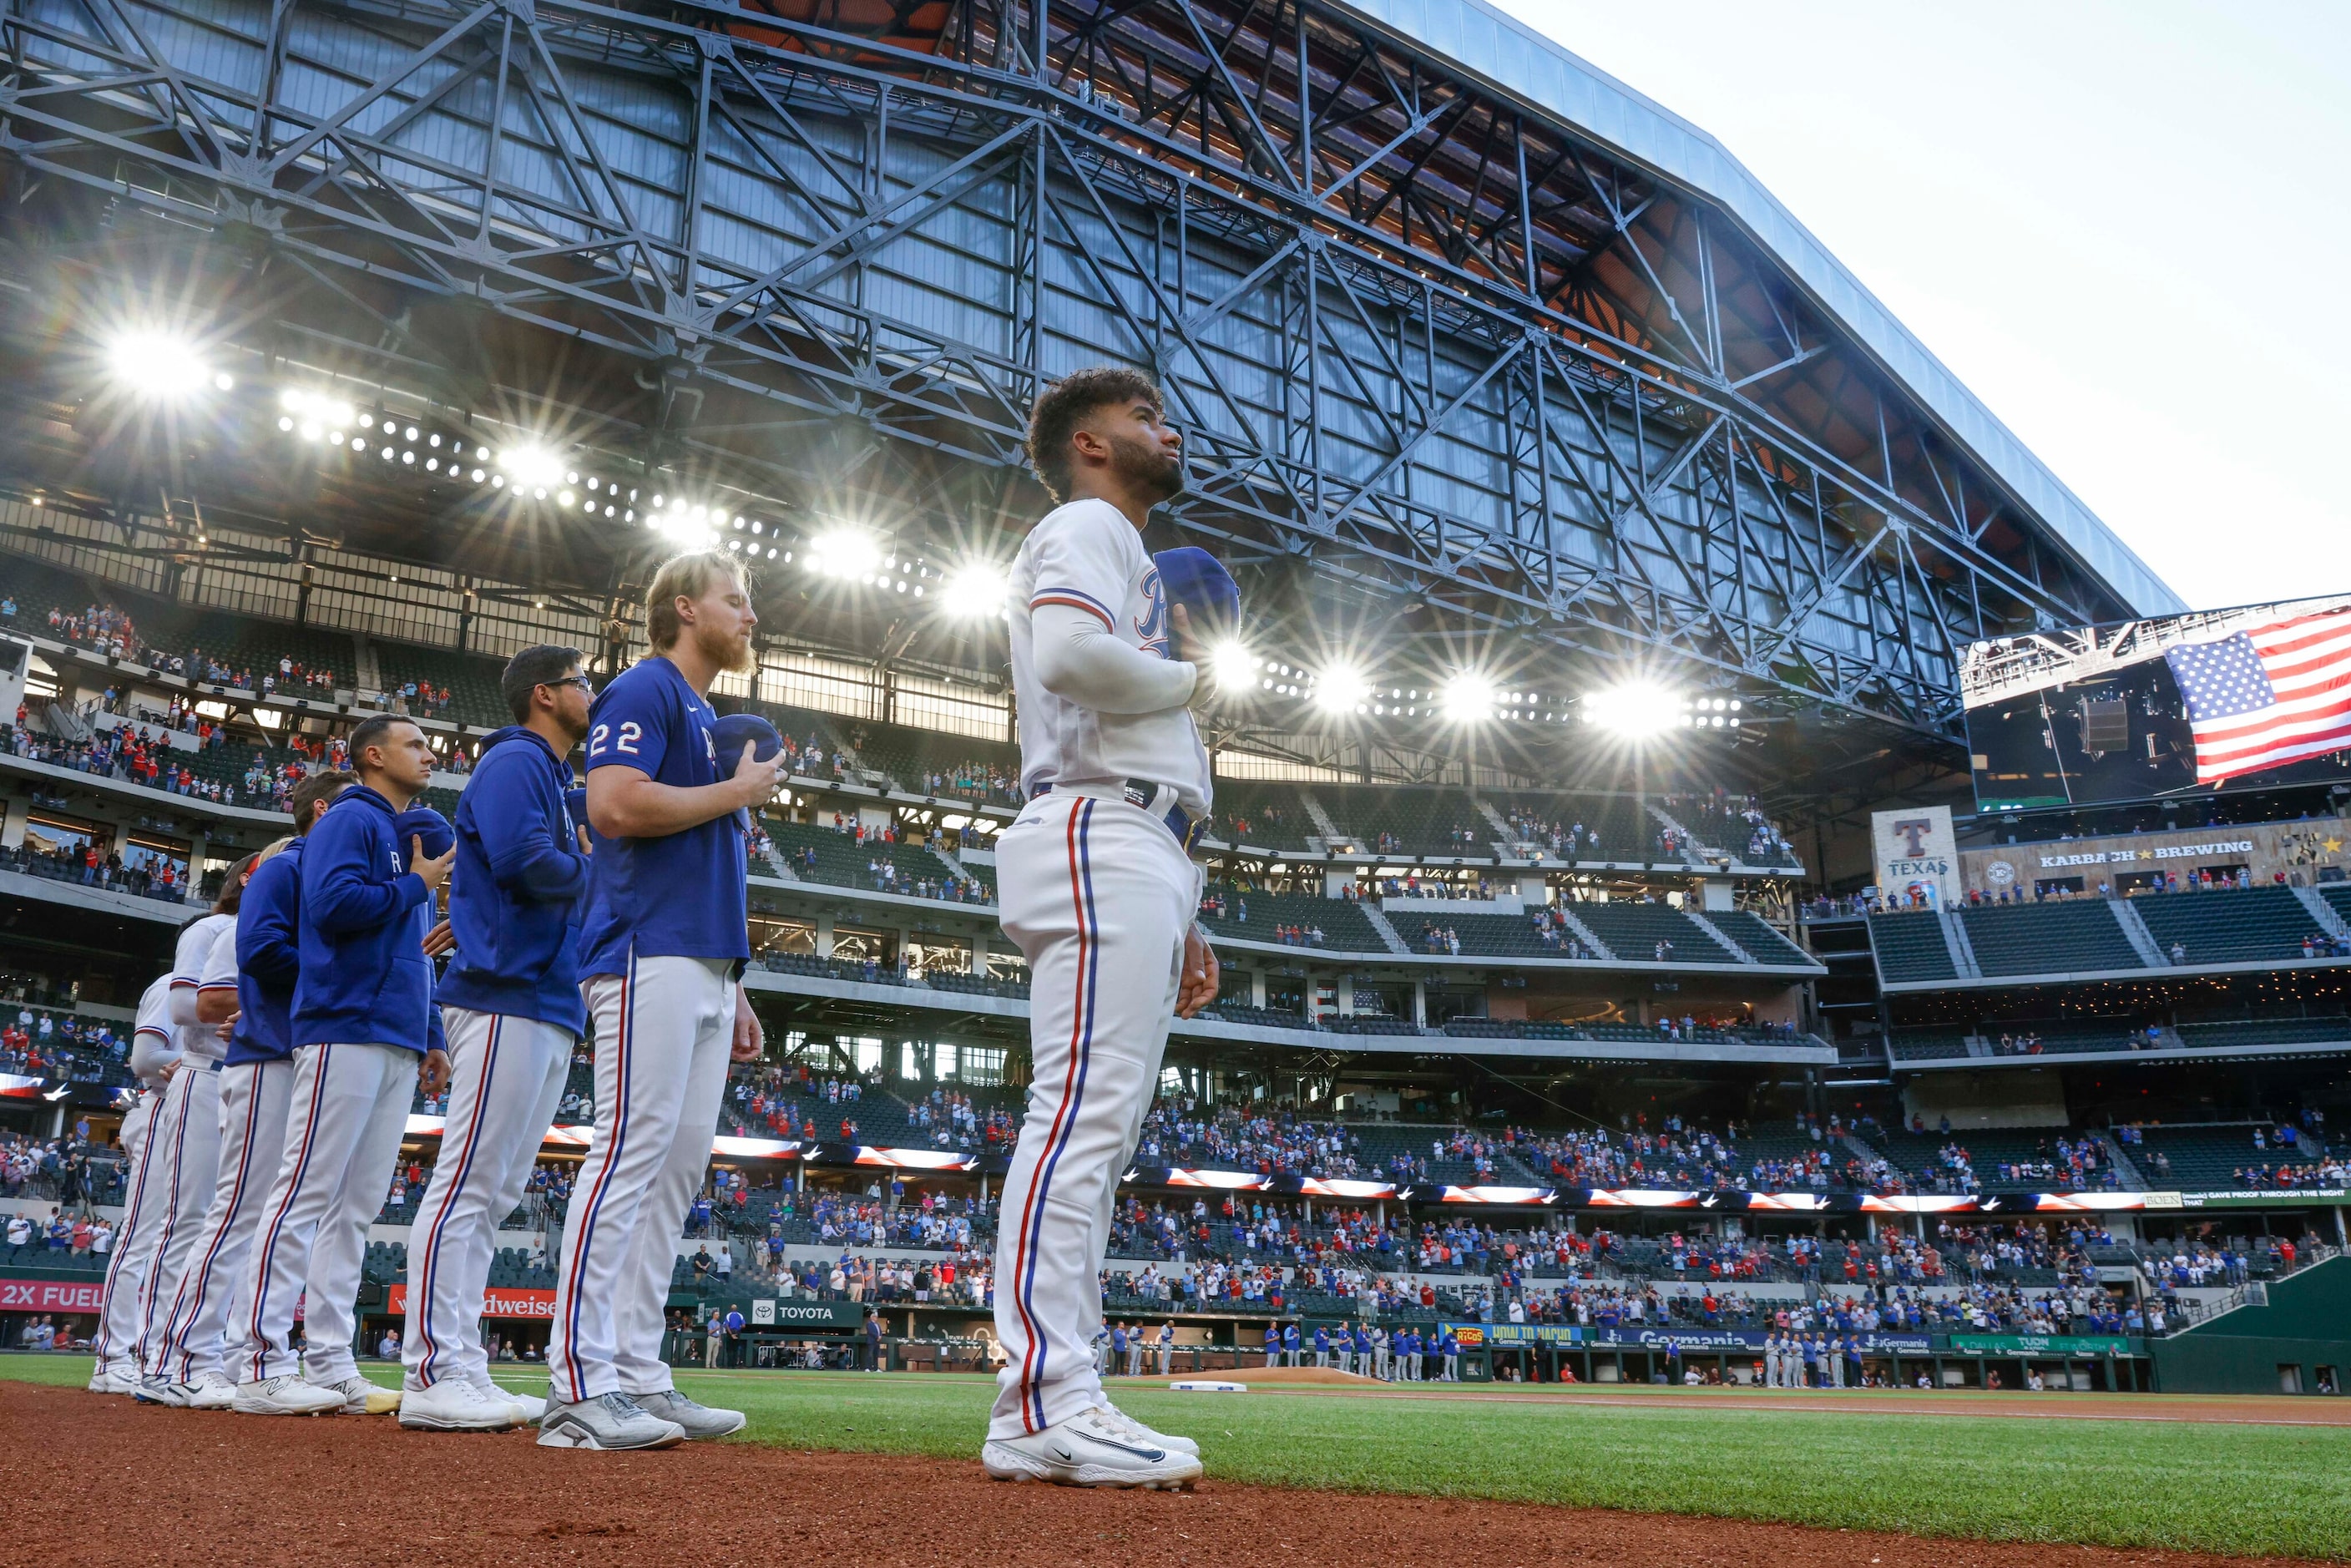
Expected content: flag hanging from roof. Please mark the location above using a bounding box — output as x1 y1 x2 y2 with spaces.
2165 609 2351 783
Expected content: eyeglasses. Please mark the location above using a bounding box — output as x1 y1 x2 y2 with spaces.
545 675 594 693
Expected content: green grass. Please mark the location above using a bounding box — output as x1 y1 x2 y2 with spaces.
14 1358 2347 1558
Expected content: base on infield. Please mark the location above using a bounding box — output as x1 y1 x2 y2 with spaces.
1167 1380 1246 1393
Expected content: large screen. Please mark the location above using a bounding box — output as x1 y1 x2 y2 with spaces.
1962 594 2351 811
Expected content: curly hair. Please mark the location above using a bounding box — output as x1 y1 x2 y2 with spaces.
1024 365 1162 504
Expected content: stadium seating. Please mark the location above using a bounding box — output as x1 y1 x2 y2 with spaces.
1195 888 1386 953
767 817 964 895
1196 1001 1316 1029
1206 781 1318 850
371 640 508 727
1868 911 1958 983
1319 787 1495 857
1483 790 1654 862
1396 911 1561 958
1959 900 2143 977
2173 1015 2351 1049
2323 883 2351 928
1570 901 1739 964
1886 1029 1970 1062
1860 1127 2112 1193
827 716 1021 803
1704 909 1812 964
2126 1123 2328 1188
2130 885 2326 965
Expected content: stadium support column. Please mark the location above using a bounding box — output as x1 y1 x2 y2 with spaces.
969 933 988 974
0 796 21 849
816 915 835 958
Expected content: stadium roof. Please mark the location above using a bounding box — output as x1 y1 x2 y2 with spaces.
1337 0 2187 620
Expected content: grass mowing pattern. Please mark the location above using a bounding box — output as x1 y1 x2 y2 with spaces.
14 1358 2347 1558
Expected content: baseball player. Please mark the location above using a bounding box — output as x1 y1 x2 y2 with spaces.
132 863 257 1399
541 551 781 1450
145 773 356 1406
401 646 593 1433
980 367 1221 1491
230 716 453 1415
1156 1320 1174 1376
86 974 180 1393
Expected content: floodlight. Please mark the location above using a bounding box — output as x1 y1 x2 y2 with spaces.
1581 682 1680 737
1209 643 1258 692
806 527 885 579
104 331 215 401
1312 663 1370 714
1438 672 1498 723
936 562 1008 618
496 443 565 488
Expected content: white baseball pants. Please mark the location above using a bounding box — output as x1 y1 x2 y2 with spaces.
548 953 733 1404
231 1041 417 1383
132 1063 224 1372
92 1092 163 1377
989 792 1196 1440
403 1009 570 1392
149 1060 292 1383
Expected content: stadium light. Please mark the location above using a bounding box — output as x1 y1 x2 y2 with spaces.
939 561 1009 618
1208 643 1258 694
1678 695 1743 730
496 443 565 489
1312 662 1370 715
1581 681 1681 738
804 527 885 580
1438 672 1498 724
105 331 226 400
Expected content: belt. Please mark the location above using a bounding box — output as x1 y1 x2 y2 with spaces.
1034 778 1207 852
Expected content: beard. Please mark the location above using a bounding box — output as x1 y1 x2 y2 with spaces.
691 614 757 675
1106 430 1185 508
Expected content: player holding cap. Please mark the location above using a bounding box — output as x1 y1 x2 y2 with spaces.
131 859 256 1399
145 770 355 1408
230 714 453 1416
86 971 182 1393
399 645 594 1431
540 551 783 1450
980 367 1228 1490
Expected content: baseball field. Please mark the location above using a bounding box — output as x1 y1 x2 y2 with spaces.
9 1357 2347 1565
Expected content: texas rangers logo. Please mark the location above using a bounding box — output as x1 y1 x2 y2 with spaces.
1135 565 1170 659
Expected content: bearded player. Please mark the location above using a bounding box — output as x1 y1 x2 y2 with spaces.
981 367 1225 1490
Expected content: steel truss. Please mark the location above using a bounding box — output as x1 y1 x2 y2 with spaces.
0 0 2141 742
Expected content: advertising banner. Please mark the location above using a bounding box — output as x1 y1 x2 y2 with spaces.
1440 1322 1934 1354
1947 1333 2133 1357
1872 805 1961 906
385 1284 555 1319
0 1276 105 1313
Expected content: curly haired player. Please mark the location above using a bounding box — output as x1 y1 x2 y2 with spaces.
980 367 1231 1490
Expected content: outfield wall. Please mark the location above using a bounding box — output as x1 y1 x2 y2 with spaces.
2151 1257 2350 1394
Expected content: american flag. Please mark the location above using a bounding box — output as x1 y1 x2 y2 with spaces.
2164 609 2351 783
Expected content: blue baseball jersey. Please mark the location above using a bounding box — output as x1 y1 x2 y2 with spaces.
579 655 750 977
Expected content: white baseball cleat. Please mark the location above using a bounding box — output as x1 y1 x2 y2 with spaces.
1096 1400 1200 1456
536 1391 686 1450
136 1375 190 1407
87 1362 139 1396
981 1406 1204 1490
399 1378 522 1431
311 1373 402 1414
233 1374 346 1416
477 1380 547 1422
632 1388 746 1439
182 1372 240 1410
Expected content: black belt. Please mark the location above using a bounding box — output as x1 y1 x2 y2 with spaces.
1034 779 1206 852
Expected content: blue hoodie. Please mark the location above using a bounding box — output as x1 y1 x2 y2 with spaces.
434 725 589 1034
293 783 442 1055
226 837 305 1065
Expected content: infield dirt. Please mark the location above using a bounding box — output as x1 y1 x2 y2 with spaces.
9 1383 2319 1568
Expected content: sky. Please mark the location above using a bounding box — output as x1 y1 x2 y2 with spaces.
1492 0 2350 618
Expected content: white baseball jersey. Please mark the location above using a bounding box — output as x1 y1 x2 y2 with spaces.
1010 498 1211 817
197 918 240 1004
169 913 236 1065
128 974 179 1085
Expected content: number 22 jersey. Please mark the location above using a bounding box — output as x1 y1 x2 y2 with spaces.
579 654 750 978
